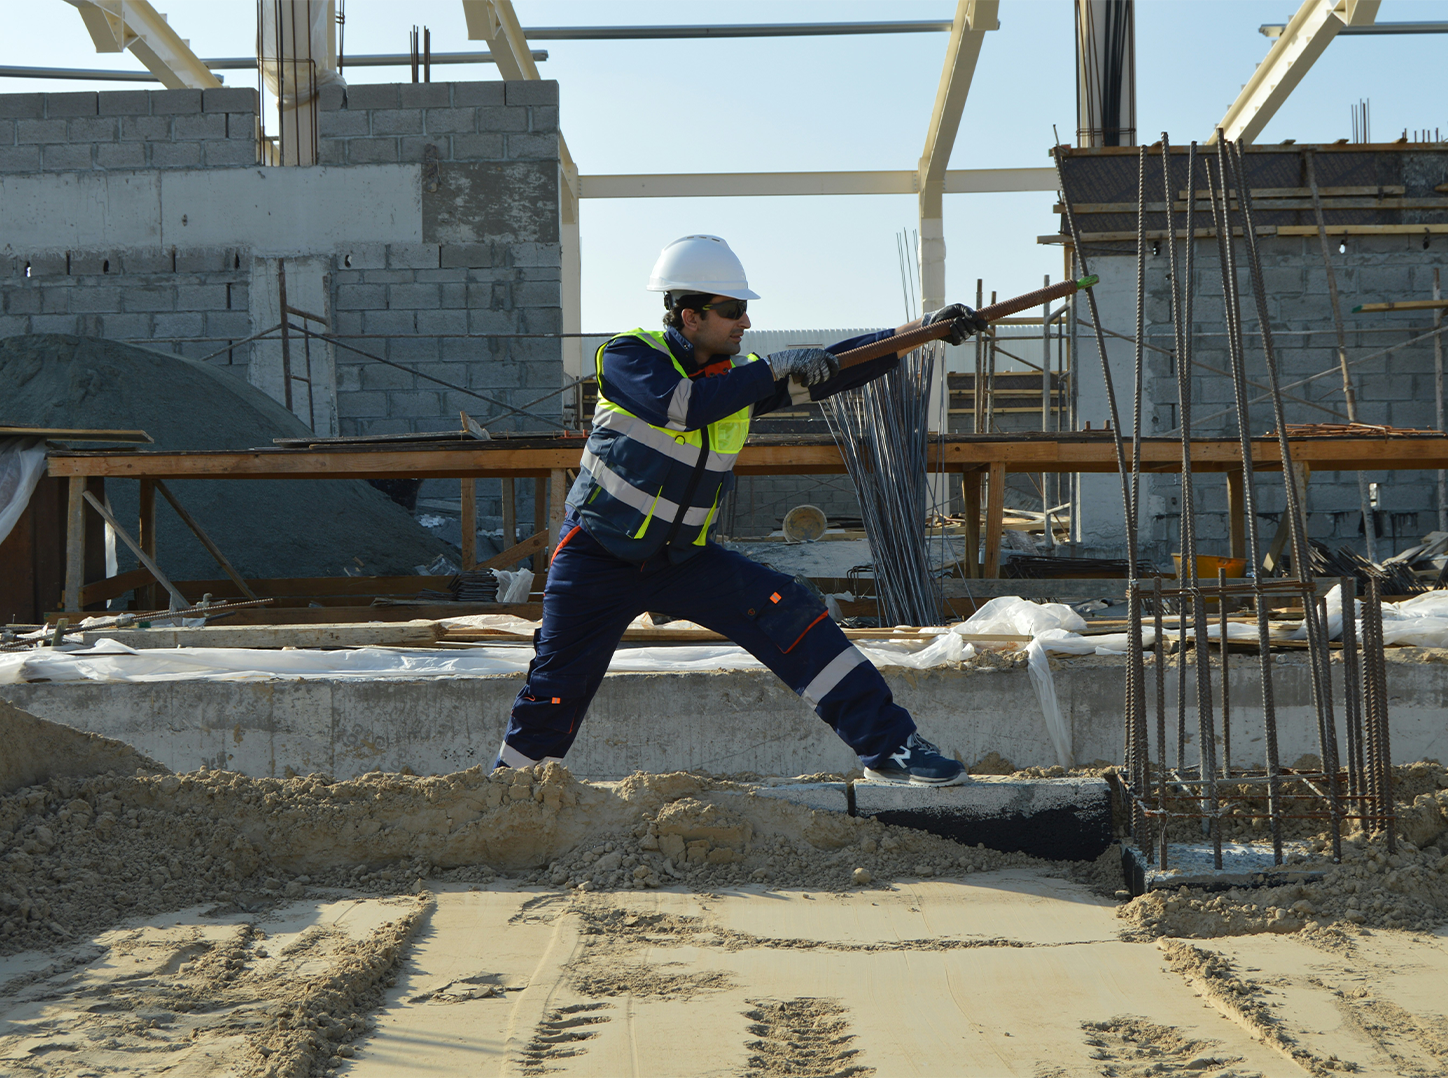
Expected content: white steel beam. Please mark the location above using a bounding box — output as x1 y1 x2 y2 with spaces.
578 168 1055 199
918 0 998 313
62 0 221 90
1213 0 1379 144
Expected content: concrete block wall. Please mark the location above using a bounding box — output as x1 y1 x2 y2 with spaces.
0 88 257 172
0 247 249 365
1081 233 1448 562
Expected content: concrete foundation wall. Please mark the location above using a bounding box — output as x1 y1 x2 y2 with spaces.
3 658 1443 780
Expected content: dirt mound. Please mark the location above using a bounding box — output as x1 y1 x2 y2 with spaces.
0 334 451 581
0 699 165 795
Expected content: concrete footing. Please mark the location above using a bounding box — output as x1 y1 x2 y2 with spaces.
1120 842 1329 895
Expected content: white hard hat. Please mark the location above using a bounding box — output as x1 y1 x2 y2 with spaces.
646 234 760 301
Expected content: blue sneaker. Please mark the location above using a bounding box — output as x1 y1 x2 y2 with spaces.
863 733 967 786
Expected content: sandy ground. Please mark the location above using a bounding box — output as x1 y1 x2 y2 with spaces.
2 757 1446 1076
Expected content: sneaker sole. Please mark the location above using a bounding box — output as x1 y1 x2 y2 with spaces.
862 768 969 787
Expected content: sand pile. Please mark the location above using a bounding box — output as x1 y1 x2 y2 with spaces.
0 764 1037 957
0 334 451 581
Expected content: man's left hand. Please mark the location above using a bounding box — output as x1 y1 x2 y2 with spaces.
923 304 990 345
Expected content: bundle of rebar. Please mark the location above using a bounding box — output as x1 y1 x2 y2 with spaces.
823 345 944 627
1306 540 1426 596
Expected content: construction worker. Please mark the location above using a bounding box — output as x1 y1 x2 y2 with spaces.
496 235 987 785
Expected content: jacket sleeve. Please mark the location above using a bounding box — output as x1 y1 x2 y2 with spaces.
598 336 776 432
750 329 905 418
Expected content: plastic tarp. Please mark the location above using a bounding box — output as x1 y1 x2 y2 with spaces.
0 438 47 550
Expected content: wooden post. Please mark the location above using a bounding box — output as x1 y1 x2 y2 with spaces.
501 477 516 552
546 468 567 560
984 461 1006 578
962 469 982 578
138 478 157 610
532 478 548 574
460 478 477 569
1226 469 1246 561
63 476 85 614
153 479 258 600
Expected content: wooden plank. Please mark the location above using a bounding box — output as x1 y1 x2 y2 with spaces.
940 578 1334 600
153 479 258 601
533 478 548 574
460 477 477 569
1176 185 1406 199
63 476 85 614
138 478 157 610
80 620 442 650
984 461 1005 578
1226 469 1246 561
1058 197 1447 213
0 426 152 443
1353 299 1448 313
179 602 544 624
501 476 516 548
546 468 567 561
1276 224 1448 237
80 565 155 607
479 530 548 571
81 489 189 610
962 470 981 579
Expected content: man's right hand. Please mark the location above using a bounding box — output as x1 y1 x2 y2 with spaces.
766 348 840 386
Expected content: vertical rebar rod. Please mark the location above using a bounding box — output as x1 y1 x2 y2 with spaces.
1125 145 1151 851
1315 592 1343 862
1362 576 1383 833
1435 268 1446 532
1218 566 1230 777
277 258 293 412
974 278 985 433
1154 575 1168 868
1340 576 1363 819
1367 578 1396 852
1042 274 1055 550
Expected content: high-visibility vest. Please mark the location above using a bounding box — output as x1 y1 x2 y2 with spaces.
568 328 756 561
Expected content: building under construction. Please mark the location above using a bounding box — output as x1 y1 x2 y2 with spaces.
3 3 1448 1076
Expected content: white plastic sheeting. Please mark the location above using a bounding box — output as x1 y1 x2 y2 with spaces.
0 438 47 550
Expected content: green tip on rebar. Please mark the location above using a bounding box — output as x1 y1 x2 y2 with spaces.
1077 274 1099 289
1351 304 1364 313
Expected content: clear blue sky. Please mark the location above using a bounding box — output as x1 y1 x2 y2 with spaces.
5 0 1447 331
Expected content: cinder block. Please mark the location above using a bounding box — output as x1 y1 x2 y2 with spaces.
202 139 257 167
400 136 437 163
205 310 252 338
175 247 237 273
0 94 44 119
388 389 445 418
387 337 441 364
360 363 415 390
153 311 205 337
44 92 98 118
413 267 470 283
96 90 151 116
95 142 147 169
467 307 515 335
25 253 68 276
318 108 370 138
507 337 561 364
399 84 451 109
68 116 119 142
388 282 441 309
336 390 388 417
0 145 41 171
41 143 93 170
0 313 30 335
176 283 230 311
450 132 504 160
424 107 476 134
66 252 113 275
440 243 493 270
151 141 202 168
505 132 557 160
452 82 505 107
360 269 414 284
122 285 177 312
334 364 363 392
29 313 80 334
202 87 256 113
67 286 123 314
476 106 529 133
346 137 399 164
513 280 559 307
121 115 171 141
316 139 345 166
337 243 388 271
852 776 1113 861
386 243 440 270
441 336 483 362
504 80 558 106
363 309 418 335
317 84 347 112
371 109 425 136
439 282 467 308
529 105 558 133
518 307 562 335
354 417 416 436
150 89 203 114
344 84 400 110
421 309 467 336
335 283 387 310
3 288 40 314
17 118 67 144
173 113 226 141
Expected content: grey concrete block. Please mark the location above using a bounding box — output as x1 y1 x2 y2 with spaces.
504 80 557 106
122 286 177 312
359 269 415 285
28 313 80 334
17 118 67 144
513 280 559 307
176 283 230 311
66 252 111 275
95 312 149 339
400 136 438 163
387 243 440 270
121 115 171 141
0 314 30 335
360 363 414 390
42 143 94 170
468 307 516 335
439 282 467 308
424 108 476 134
45 92 98 117
388 389 444 417
363 309 418 335
25 253 68 276
441 336 484 362
752 783 850 813
853 776 1113 861
450 133 504 160
317 139 345 166
452 82 505 107
440 243 494 269
370 109 424 136
387 337 441 364
336 283 387 310
347 137 399 164
67 286 123 313
319 108 370 138
0 145 41 171
171 248 232 273
336 390 388 416
389 282 441 309
204 310 252 338
68 116 119 142
96 90 152 116
476 106 529 133
150 89 203 114
151 141 203 168
529 105 558 133
203 87 256 113
344 84 401 110
317 84 347 111
338 243 388 270
3 289 40 315
518 307 562 335
505 132 557 160
355 417 417 435
420 309 468 336
202 139 257 167
0 94 44 119
95 142 147 169
400 84 451 109
153 311 205 337
412 267 470 283
334 364 363 392
173 113 226 140
0 117 18 144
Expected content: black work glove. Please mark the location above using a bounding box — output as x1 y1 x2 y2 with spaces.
766 348 840 386
923 303 990 345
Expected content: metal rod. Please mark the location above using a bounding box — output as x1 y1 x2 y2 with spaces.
1340 576 1363 819
1218 566 1230 777
1153 576 1166 866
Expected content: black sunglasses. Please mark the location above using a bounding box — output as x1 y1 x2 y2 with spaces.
701 298 748 319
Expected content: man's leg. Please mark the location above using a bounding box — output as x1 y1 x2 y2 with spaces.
497 522 641 767
656 546 959 780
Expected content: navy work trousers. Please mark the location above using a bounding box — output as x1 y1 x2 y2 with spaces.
500 514 915 769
